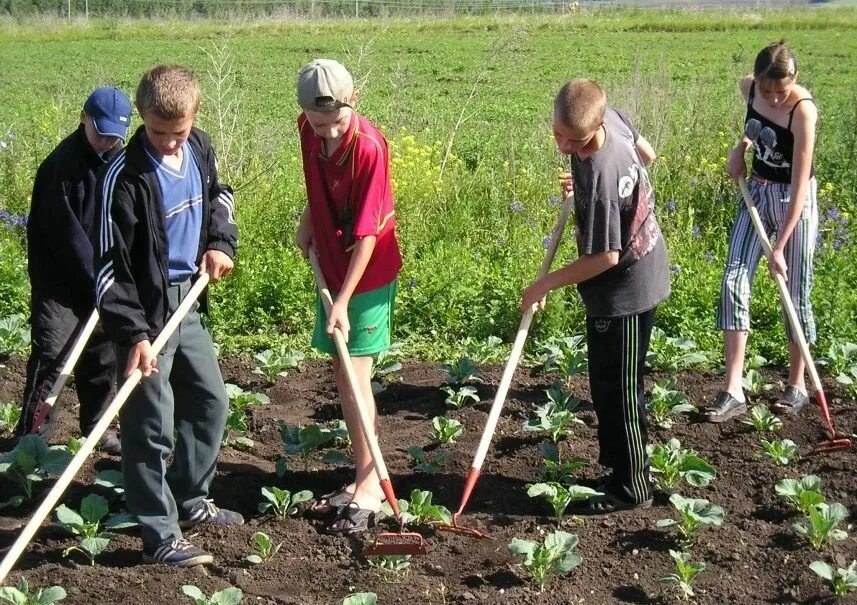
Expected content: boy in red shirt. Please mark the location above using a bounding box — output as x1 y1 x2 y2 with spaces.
295 59 402 535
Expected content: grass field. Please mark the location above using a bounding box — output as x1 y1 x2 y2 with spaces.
1 8 856 362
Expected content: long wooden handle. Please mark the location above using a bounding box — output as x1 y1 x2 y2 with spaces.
307 249 391 484
31 310 100 433
737 177 823 394
0 273 210 585
469 192 576 470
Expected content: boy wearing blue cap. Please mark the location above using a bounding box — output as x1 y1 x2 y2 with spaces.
18 86 133 455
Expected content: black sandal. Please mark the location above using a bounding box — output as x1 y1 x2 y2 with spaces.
569 491 652 516
703 391 747 423
772 386 809 415
324 502 385 536
307 486 353 519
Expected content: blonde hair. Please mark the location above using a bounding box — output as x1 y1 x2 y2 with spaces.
554 79 606 132
136 65 201 119
754 41 797 83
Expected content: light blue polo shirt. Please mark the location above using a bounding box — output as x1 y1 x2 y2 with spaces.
145 141 203 284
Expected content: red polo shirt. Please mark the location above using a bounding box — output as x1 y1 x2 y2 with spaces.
298 111 402 294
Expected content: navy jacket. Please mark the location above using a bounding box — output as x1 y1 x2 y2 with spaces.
94 126 238 345
27 125 119 310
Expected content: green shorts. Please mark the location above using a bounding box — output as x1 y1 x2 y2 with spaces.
312 281 397 357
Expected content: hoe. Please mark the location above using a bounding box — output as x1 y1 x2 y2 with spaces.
736 141 851 455
308 249 426 556
438 189 575 538
0 274 211 585
29 310 100 437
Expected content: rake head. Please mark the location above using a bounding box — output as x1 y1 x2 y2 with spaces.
808 390 854 455
363 530 427 557
434 511 491 539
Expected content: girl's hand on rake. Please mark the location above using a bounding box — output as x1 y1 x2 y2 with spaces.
768 247 788 281
726 147 747 181
327 299 351 342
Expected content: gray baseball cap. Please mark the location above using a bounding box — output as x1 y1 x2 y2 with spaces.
297 59 354 112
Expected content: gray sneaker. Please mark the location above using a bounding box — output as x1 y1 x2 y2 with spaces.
180 499 244 529
143 538 213 567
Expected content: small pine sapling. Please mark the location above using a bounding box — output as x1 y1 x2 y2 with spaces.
508 530 582 591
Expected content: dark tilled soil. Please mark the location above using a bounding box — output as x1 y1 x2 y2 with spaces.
0 354 855 605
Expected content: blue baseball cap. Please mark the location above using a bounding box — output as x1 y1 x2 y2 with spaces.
83 87 133 141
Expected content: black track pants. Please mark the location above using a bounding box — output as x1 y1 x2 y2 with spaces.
586 309 656 504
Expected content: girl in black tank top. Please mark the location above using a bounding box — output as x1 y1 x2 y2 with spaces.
707 41 820 425
745 81 815 184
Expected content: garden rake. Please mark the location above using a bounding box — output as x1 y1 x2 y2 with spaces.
0 273 210 586
29 310 100 437
437 190 576 538
307 248 426 556
737 174 852 454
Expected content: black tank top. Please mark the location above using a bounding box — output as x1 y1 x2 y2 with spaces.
744 81 815 184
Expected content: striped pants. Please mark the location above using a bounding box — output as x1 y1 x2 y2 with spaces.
587 309 655 505
716 178 818 343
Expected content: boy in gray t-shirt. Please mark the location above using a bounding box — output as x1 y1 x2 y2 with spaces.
522 78 670 514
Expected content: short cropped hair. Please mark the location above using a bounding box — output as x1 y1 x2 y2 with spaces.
136 65 201 119
554 79 606 132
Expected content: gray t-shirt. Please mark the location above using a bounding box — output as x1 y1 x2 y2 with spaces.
570 107 670 318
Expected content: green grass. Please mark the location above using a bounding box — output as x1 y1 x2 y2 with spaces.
1 9 856 360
